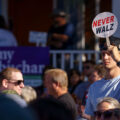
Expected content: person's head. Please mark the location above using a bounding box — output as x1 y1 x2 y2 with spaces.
94 97 120 120
51 11 67 26
101 49 118 70
82 60 95 77
0 67 24 95
89 64 106 83
69 69 83 87
44 69 68 97
21 86 37 103
100 41 119 71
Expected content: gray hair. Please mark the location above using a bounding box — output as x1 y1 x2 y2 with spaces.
45 69 68 89
21 86 37 103
97 97 120 109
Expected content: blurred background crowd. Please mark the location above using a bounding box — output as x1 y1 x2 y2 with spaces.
0 0 120 120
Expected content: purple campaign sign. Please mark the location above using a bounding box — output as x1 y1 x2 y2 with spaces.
0 47 49 74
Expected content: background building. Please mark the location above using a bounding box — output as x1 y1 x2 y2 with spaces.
0 0 119 49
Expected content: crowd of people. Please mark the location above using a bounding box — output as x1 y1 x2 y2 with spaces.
0 43 120 120
1 11 120 120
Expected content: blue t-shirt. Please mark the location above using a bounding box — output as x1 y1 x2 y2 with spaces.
85 75 120 116
47 23 75 49
74 81 90 100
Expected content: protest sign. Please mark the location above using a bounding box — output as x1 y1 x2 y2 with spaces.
92 12 118 38
0 47 49 86
92 12 118 46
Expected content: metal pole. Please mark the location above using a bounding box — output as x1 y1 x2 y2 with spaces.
95 0 100 63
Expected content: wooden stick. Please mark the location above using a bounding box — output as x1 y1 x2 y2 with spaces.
106 37 110 47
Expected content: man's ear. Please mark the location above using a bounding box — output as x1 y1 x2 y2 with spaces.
2 79 8 88
54 82 60 88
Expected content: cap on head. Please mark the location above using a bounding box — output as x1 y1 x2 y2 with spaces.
109 36 120 50
99 36 120 51
51 11 67 18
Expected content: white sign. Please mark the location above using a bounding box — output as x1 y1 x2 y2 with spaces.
29 31 47 46
92 12 118 38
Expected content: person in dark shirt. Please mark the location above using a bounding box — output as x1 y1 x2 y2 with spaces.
44 68 78 120
47 11 75 50
29 97 74 120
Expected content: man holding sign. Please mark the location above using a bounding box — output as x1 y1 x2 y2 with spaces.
83 12 120 120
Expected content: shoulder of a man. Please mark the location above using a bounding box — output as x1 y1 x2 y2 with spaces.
90 78 104 88
1 90 27 107
84 79 104 116
5 94 27 107
73 81 90 100
74 81 90 93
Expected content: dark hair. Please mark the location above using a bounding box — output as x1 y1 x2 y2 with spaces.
83 60 95 65
94 64 106 77
29 97 74 120
99 36 120 51
0 15 6 28
69 69 81 77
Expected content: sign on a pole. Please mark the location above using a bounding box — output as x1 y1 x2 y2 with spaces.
92 12 118 38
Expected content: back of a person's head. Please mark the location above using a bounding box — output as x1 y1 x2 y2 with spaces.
42 65 54 79
94 64 106 78
0 94 37 120
21 86 37 103
45 68 68 88
0 15 6 28
29 97 74 120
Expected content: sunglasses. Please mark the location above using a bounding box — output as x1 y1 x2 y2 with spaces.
8 79 24 86
94 109 120 119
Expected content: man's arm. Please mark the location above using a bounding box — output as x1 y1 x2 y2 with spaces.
84 86 95 119
52 23 75 43
52 33 69 42
108 45 120 62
